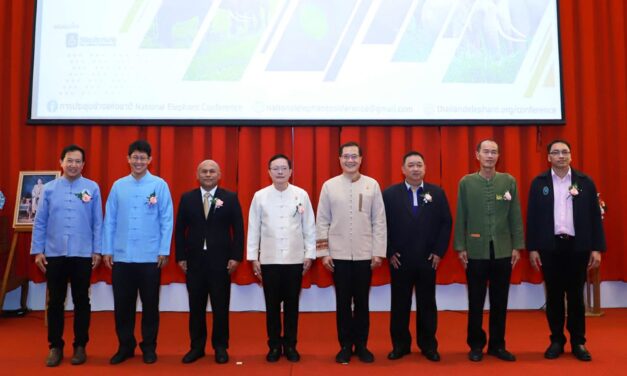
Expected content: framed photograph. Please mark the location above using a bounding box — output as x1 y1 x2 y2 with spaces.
13 171 60 230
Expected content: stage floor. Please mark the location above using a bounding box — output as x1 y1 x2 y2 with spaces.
0 309 625 375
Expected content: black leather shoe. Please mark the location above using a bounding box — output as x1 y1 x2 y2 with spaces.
468 348 483 362
215 348 229 364
110 350 134 365
46 348 63 367
182 349 205 364
387 347 410 360
266 348 281 362
487 348 516 361
335 346 352 363
572 344 591 361
143 351 157 364
71 346 86 365
422 350 441 362
284 346 301 362
354 346 374 363
544 342 564 359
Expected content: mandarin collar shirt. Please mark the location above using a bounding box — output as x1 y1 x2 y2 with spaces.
247 184 316 264
31 176 103 257
316 174 387 260
551 168 575 236
102 171 173 262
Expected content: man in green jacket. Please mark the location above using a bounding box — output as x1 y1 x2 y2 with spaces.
454 139 524 362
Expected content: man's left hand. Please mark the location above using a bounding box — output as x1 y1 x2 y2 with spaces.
588 251 601 270
303 259 313 275
511 249 520 267
371 256 383 270
227 259 240 274
91 253 102 269
157 255 169 268
428 253 441 270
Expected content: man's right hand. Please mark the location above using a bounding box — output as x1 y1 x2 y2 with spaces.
103 255 113 269
322 256 334 272
529 251 542 272
458 250 468 270
34 253 47 273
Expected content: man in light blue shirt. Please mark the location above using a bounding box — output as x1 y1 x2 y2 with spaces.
102 140 173 365
31 144 103 367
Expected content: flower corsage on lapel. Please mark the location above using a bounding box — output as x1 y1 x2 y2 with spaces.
568 183 580 197
147 191 157 206
496 190 512 201
293 199 305 216
212 197 224 211
75 189 92 203
420 192 433 204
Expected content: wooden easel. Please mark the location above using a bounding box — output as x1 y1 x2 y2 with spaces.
585 267 603 317
0 226 30 314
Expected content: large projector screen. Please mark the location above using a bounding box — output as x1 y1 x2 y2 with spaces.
29 0 564 125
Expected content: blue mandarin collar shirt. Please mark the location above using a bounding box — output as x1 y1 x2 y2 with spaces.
102 171 173 262
31 176 103 257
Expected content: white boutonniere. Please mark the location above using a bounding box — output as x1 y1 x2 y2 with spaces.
420 192 433 204
75 189 92 203
569 184 580 197
147 191 157 206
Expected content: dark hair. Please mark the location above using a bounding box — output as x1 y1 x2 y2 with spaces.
60 144 85 162
339 141 362 157
128 140 152 157
402 151 425 165
268 154 292 169
476 139 499 152
547 139 571 153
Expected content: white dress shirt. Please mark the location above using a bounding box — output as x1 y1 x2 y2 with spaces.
247 184 316 264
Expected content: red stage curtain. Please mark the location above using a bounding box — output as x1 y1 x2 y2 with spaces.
0 1 625 287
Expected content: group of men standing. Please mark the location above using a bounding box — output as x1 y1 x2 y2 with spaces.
30 138 605 367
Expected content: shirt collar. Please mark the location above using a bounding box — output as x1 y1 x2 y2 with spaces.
201 186 218 197
405 180 424 191
551 167 571 180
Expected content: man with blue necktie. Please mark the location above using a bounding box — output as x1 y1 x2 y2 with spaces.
383 151 452 362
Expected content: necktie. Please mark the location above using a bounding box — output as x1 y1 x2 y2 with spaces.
414 187 423 216
203 192 211 219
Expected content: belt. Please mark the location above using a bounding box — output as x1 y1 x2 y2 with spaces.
555 234 574 240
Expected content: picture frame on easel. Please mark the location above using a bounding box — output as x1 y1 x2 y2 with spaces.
12 171 60 230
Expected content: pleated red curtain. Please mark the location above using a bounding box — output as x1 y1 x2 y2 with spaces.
1 1 625 287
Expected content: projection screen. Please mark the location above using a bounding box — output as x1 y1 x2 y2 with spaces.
29 0 564 125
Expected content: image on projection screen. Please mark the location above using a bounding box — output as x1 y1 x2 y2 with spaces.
29 0 564 123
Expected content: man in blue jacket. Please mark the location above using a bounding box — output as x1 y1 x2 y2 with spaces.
103 140 173 365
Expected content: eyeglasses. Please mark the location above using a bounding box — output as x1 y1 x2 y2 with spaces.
549 150 571 156
341 154 360 161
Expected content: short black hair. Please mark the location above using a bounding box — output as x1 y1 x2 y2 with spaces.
60 144 85 162
339 141 362 157
402 151 425 165
476 139 499 152
268 154 292 169
128 140 152 157
547 139 571 153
